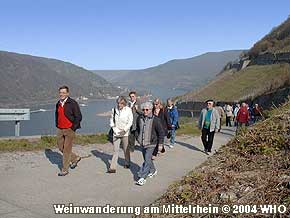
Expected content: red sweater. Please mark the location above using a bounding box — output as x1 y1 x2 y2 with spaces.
57 103 72 128
237 107 250 123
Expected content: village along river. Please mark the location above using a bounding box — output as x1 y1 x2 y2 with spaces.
0 99 116 137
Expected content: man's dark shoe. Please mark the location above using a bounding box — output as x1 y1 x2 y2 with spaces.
58 171 69 176
70 157 81 169
124 164 130 169
107 169 116 173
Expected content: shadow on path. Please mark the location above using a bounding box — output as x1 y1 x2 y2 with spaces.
175 140 207 154
91 149 140 181
218 128 236 137
44 149 62 170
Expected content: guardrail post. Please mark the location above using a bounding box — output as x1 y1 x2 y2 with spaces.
0 109 30 137
15 121 20 137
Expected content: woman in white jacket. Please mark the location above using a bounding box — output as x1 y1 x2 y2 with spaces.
108 96 133 173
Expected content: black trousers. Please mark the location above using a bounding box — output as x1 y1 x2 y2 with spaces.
226 116 232 127
201 128 215 152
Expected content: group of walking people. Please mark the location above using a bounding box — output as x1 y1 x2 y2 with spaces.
215 102 263 132
54 85 264 186
107 92 179 186
54 85 179 186
198 99 264 155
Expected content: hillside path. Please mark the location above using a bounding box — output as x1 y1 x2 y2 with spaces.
0 127 235 218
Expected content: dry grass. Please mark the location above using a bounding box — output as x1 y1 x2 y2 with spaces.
180 63 290 102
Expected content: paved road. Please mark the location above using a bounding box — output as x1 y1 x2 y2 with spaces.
0 127 235 218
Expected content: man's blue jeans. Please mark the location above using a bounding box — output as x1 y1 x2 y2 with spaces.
170 128 176 145
138 146 156 179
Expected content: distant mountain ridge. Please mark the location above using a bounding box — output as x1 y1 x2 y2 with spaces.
93 50 244 99
0 51 121 107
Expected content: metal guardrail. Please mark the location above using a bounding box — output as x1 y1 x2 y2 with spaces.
0 109 30 136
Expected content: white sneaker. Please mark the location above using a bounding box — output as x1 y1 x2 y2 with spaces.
136 178 146 186
147 170 157 178
169 144 174 148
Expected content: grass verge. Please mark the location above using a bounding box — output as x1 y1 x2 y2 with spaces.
176 117 200 136
0 133 108 152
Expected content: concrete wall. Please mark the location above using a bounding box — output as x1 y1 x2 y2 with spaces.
177 101 234 117
245 86 290 109
177 86 290 117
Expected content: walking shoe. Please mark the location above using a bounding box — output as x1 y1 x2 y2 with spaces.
58 171 69 176
124 164 130 169
136 178 146 186
169 144 174 148
107 168 116 173
70 157 81 169
147 170 157 178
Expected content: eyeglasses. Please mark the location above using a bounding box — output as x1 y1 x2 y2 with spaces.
142 109 150 111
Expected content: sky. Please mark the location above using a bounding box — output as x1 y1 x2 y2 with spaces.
0 0 290 70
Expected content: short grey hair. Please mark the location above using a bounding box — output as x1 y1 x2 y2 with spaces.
141 102 153 110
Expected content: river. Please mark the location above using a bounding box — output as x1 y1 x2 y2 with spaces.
0 99 116 137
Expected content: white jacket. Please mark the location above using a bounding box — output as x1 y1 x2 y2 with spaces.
110 106 133 137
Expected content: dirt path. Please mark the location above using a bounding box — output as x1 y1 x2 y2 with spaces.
0 127 235 218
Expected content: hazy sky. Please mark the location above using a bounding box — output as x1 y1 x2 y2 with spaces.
0 0 289 70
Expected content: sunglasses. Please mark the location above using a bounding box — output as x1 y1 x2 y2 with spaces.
142 108 150 111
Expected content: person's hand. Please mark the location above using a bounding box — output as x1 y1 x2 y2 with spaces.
119 130 126 136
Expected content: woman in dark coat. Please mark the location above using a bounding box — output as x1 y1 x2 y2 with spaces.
152 98 170 159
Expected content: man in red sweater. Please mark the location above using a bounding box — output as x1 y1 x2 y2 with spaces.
236 102 250 134
55 86 82 176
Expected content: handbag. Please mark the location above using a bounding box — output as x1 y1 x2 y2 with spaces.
167 131 171 139
107 108 116 143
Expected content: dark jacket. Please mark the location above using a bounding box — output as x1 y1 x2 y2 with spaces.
154 108 170 135
55 97 82 131
129 100 142 132
136 114 164 147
